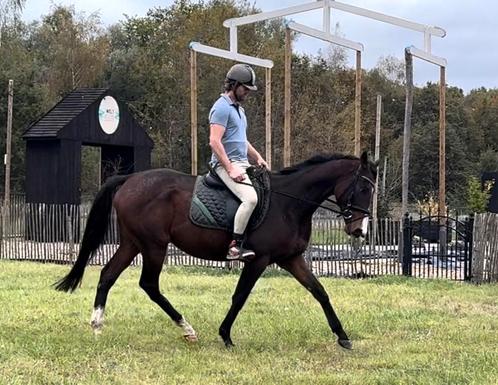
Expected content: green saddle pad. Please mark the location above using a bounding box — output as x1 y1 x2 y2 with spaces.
189 167 271 232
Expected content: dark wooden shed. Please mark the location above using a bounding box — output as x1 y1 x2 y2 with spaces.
23 88 153 204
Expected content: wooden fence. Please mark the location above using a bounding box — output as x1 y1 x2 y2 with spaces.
0 199 403 277
5 198 496 283
472 213 498 284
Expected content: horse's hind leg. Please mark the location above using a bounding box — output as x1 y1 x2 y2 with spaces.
139 244 197 342
91 240 138 333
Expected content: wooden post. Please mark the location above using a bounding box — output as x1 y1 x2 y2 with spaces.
4 79 13 206
382 156 387 196
372 94 382 245
439 66 446 216
438 65 447 253
265 67 272 169
401 49 413 219
190 50 198 175
284 28 292 167
354 50 362 156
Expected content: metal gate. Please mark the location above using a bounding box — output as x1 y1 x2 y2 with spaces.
402 213 474 281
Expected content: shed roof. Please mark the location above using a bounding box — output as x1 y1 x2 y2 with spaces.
23 88 110 139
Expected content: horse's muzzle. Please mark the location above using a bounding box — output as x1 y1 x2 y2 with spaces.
346 217 369 238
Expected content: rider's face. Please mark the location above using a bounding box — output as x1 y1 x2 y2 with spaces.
234 85 250 103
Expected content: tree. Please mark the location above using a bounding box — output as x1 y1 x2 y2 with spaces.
408 83 474 209
0 22 47 193
0 0 26 46
465 88 498 154
479 148 498 172
29 5 110 101
0 6 109 192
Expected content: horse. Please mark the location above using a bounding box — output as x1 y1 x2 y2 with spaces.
55 151 377 350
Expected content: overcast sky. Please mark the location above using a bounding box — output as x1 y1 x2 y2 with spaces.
22 0 498 93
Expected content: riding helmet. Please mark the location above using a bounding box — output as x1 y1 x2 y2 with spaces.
226 64 257 91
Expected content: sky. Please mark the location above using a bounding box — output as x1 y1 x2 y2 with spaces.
21 0 498 93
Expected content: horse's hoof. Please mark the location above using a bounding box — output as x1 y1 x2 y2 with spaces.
183 334 198 343
338 339 353 350
223 338 235 348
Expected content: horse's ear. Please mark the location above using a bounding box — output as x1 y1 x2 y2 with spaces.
360 151 369 168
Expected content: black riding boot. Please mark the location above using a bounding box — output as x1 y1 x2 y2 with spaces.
227 233 255 261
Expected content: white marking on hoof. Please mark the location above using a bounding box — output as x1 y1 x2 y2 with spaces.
90 306 105 334
177 317 198 342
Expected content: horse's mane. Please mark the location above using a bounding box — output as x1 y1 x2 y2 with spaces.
276 154 359 175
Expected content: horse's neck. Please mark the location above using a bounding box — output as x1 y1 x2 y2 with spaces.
273 159 358 217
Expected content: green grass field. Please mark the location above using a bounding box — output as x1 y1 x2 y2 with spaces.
0 260 497 385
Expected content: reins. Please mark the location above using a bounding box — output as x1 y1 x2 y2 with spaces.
237 179 347 216
235 167 375 222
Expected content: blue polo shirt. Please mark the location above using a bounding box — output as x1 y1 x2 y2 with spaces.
209 94 248 166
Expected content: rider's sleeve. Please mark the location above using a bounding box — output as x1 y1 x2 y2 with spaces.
209 104 230 129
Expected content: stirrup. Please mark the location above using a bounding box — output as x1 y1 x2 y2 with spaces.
227 241 255 261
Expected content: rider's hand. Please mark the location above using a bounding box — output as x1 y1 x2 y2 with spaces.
256 157 269 170
228 164 246 182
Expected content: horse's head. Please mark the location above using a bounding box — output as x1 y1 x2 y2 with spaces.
334 151 377 238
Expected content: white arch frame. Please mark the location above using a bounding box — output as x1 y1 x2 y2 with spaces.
223 0 446 161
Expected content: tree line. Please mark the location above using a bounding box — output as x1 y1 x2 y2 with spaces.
1 0 497 213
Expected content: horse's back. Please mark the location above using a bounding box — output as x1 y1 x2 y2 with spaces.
113 168 195 216
122 168 194 192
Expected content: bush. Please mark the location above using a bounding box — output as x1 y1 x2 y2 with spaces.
466 176 494 213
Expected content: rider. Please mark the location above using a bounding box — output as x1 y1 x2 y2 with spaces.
209 63 268 260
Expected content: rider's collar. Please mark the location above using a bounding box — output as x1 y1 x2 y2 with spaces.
221 93 238 106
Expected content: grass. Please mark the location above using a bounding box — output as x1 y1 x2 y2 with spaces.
1 260 497 385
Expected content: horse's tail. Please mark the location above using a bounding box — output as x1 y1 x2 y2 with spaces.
54 174 131 292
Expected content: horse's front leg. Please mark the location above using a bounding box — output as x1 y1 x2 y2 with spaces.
219 256 270 347
278 255 352 349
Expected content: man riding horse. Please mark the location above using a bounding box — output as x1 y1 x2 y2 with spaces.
54 64 377 350
208 63 268 261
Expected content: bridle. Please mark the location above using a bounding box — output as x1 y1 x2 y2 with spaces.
330 167 376 220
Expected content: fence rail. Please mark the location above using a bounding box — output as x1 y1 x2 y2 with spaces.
306 214 401 277
472 213 498 284
0 201 405 277
2 198 490 282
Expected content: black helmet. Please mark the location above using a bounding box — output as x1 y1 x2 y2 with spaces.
226 63 257 91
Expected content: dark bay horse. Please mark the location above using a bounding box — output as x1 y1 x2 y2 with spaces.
55 152 377 350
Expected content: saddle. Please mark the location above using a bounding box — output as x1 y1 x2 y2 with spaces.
189 166 271 232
